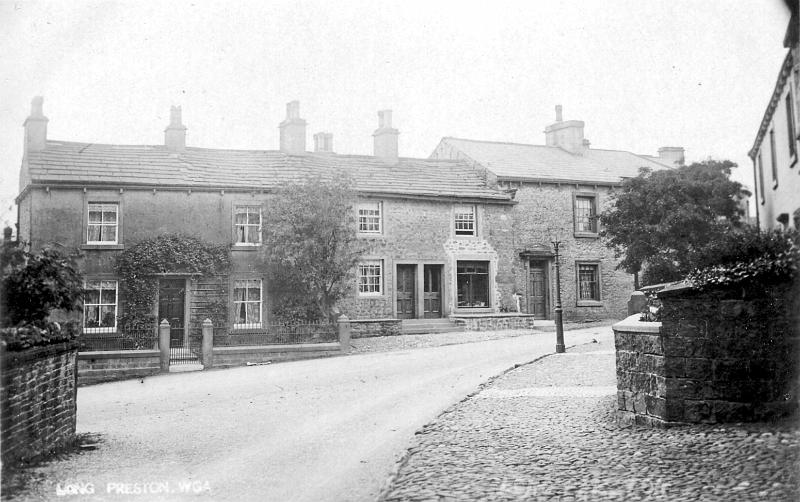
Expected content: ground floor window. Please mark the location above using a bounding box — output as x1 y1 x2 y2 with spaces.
84 280 118 332
577 263 600 302
358 260 383 295
233 279 262 328
457 261 489 307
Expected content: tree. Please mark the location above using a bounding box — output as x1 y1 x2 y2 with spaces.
0 242 84 327
600 160 750 286
261 176 365 322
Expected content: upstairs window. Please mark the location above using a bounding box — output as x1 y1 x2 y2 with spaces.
770 130 778 188
757 153 765 205
787 92 796 159
358 201 382 234
233 279 262 328
358 260 383 295
235 206 262 245
87 203 118 244
84 280 118 332
574 194 598 235
454 205 476 236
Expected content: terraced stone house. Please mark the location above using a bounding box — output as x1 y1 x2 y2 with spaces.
16 99 519 342
430 106 680 320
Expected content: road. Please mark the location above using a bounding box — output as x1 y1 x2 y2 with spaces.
12 327 611 502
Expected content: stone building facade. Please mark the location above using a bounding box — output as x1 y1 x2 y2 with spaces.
16 99 516 340
749 1 800 230
430 106 680 320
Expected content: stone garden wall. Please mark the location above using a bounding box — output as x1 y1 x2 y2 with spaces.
614 282 800 426
452 313 536 331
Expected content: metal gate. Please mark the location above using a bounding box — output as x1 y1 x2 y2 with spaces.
159 278 201 367
169 328 202 366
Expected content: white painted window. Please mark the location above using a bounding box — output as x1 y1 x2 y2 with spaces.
234 206 262 245
87 203 118 244
577 263 601 301
83 280 118 332
233 279 262 328
358 201 382 233
574 195 598 233
454 205 476 236
358 260 383 295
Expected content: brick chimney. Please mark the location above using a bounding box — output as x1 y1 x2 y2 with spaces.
313 132 334 153
23 96 48 154
164 105 187 152
373 110 399 164
657 146 685 167
279 101 307 154
544 105 588 155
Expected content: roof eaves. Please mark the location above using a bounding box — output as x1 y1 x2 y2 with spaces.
749 50 794 159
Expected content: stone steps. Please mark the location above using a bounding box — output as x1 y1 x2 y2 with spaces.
401 319 464 335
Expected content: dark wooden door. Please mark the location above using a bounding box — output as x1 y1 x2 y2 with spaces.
158 279 186 347
423 265 442 318
529 263 548 319
396 265 416 319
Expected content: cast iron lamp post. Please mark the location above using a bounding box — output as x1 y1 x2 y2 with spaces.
551 238 566 353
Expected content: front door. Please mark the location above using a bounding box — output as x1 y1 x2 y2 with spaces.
529 262 549 319
423 265 442 318
158 279 186 347
396 265 416 319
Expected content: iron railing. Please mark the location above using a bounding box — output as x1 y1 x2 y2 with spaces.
79 326 159 352
214 322 338 346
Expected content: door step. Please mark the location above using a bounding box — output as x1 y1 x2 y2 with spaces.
169 363 204 373
401 319 464 335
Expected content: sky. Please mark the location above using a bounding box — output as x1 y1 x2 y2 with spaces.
0 0 793 229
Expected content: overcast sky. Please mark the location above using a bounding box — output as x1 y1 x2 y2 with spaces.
0 0 793 229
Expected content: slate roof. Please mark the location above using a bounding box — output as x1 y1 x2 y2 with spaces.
23 140 513 202
436 137 671 184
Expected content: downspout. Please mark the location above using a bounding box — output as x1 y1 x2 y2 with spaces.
751 156 760 230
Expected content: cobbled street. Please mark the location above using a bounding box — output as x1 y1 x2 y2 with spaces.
382 339 800 501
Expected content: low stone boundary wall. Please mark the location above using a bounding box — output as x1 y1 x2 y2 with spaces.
1 342 78 469
452 314 536 331
349 319 402 338
77 350 161 386
614 282 799 426
211 343 342 369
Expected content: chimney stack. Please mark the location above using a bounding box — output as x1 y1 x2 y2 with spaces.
279 101 307 154
313 132 334 153
164 105 187 152
373 110 399 164
23 96 48 154
657 147 685 167
544 105 587 155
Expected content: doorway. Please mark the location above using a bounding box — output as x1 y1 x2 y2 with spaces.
423 265 443 318
529 261 549 319
396 265 416 319
158 278 186 347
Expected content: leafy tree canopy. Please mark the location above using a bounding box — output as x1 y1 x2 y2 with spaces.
0 242 84 327
262 176 365 322
600 159 750 285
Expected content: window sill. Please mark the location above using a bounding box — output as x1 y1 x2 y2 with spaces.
82 328 118 334
232 244 261 252
576 300 603 307
455 307 493 313
573 232 599 239
358 293 385 299
357 232 384 238
80 244 124 251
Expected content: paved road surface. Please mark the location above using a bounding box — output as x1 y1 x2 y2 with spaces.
11 327 610 502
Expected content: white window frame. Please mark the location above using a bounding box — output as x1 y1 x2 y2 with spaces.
573 193 599 236
234 206 262 246
233 279 263 329
86 203 119 245
83 280 118 333
576 262 602 305
358 201 383 234
454 204 476 237
358 260 383 296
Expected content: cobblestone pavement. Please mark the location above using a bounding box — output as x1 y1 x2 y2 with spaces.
381 339 800 501
349 321 614 354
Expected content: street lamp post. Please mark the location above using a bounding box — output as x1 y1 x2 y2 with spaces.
552 239 566 353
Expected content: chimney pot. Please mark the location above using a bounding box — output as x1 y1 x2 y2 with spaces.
373 109 399 164
164 105 187 152
279 100 307 154
23 96 49 153
313 132 334 153
544 105 587 155
657 146 685 167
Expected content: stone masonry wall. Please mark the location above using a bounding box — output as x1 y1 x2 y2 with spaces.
77 350 161 386
1 342 78 468
349 319 403 338
452 314 536 331
614 282 800 426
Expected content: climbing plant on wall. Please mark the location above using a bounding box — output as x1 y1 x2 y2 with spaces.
115 234 231 329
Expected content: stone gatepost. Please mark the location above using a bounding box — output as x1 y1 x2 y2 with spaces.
627 291 647 316
159 319 170 372
338 315 351 352
202 318 214 369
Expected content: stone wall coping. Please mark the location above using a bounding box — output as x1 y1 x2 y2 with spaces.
612 314 662 333
213 343 340 354
349 318 401 323
2 341 78 367
78 349 160 360
450 313 536 319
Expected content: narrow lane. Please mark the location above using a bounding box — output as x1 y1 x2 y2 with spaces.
14 327 611 502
